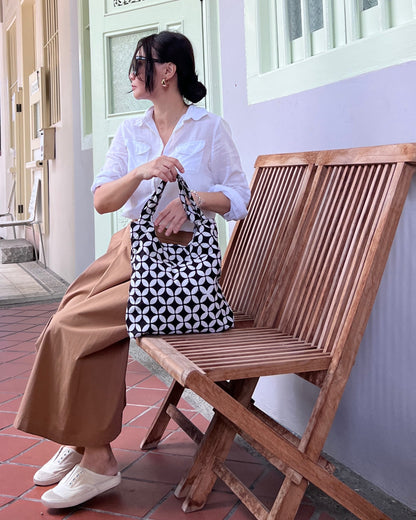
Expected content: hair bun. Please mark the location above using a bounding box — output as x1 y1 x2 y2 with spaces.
184 78 207 104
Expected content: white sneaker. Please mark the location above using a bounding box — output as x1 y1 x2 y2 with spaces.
34 446 83 486
41 464 121 508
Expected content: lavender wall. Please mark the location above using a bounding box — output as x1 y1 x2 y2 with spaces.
218 1 416 509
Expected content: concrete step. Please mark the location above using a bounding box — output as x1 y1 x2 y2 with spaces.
0 239 35 264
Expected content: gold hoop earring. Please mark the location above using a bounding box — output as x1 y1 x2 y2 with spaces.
161 78 168 87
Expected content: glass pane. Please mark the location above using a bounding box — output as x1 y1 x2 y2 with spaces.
308 0 324 32
287 0 302 40
33 102 41 139
108 29 154 115
81 0 92 135
362 0 378 11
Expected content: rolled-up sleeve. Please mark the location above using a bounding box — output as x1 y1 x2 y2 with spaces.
209 118 250 221
91 123 128 193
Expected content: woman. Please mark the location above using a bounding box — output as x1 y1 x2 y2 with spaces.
14 31 250 509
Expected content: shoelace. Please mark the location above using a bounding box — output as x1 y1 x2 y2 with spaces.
66 468 83 488
55 447 72 464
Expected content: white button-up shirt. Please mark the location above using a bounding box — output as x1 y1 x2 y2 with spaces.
91 105 250 230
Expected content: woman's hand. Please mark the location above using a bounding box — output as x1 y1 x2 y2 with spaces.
94 156 184 214
153 191 232 236
154 198 188 236
136 156 184 183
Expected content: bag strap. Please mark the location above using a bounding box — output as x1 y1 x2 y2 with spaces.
140 174 206 225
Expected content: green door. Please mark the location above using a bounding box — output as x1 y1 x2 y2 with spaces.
89 0 204 257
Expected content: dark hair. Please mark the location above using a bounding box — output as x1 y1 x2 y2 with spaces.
129 31 207 104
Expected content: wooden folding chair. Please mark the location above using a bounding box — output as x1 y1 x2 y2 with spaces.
137 143 416 520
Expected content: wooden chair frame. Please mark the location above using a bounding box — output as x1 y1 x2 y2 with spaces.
136 143 416 520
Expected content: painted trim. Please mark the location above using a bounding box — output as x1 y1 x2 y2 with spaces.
246 15 416 104
201 0 228 250
201 0 222 115
78 0 93 150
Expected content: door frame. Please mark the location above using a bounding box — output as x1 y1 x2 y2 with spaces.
201 0 228 250
202 0 223 116
91 0 224 258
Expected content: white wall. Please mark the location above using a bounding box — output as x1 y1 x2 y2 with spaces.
0 17 8 222
0 0 95 280
218 0 416 509
45 0 95 281
0 2 19 239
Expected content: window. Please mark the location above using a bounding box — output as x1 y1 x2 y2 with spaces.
7 21 18 152
245 0 416 103
79 0 92 146
43 0 61 124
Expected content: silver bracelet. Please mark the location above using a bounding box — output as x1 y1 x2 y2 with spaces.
191 190 204 208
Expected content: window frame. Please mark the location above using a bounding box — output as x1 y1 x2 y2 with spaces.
78 0 93 149
43 0 61 125
244 0 416 104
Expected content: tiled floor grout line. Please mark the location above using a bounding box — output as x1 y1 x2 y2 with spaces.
142 489 175 520
222 462 270 520
67 507 149 519
3 439 46 466
0 398 21 408
1 301 413 519
0 497 19 512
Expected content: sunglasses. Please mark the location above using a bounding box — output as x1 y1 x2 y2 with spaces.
130 55 164 76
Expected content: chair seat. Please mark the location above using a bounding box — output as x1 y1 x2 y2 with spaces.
141 328 332 382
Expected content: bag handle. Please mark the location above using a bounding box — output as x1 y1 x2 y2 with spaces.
140 174 205 225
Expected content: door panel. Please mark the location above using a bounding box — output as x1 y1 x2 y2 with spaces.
7 20 24 225
89 0 204 256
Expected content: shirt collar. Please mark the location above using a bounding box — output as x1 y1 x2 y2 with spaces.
135 104 208 128
183 104 208 121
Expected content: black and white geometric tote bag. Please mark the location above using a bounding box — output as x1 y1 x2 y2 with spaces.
126 174 234 338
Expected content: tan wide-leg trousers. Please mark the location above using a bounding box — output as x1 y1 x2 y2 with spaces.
14 225 133 446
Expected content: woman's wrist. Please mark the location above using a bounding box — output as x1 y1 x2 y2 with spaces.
193 191 230 216
191 190 204 209
132 165 146 182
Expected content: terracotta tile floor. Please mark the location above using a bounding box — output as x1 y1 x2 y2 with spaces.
0 300 386 520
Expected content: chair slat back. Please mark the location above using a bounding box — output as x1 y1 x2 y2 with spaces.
221 157 316 326
273 157 413 357
223 144 414 357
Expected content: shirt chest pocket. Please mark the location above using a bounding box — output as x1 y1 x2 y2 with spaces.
129 141 152 170
174 140 205 174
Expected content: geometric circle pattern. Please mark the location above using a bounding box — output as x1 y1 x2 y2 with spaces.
126 174 234 338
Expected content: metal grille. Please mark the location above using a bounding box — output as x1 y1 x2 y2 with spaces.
43 0 60 125
113 0 146 6
288 0 302 40
362 0 378 11
308 0 324 32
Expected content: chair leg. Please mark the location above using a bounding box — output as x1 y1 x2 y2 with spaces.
267 475 308 520
141 380 184 450
36 223 46 267
178 378 259 512
31 224 39 262
176 408 235 506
